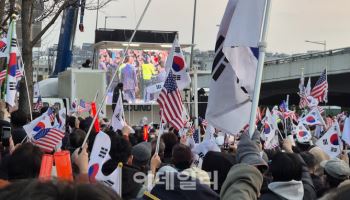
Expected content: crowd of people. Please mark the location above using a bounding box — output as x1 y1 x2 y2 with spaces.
99 49 168 102
0 98 348 200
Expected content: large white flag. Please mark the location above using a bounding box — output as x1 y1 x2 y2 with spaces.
342 117 350 145
111 93 125 131
316 122 342 158
205 0 266 135
165 38 191 90
88 131 122 195
223 0 265 96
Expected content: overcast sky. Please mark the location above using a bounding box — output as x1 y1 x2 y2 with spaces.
41 0 350 54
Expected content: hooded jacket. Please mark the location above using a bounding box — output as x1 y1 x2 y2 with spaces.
261 180 304 200
260 154 317 200
220 163 263 200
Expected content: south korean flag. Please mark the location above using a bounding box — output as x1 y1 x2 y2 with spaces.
0 35 8 58
88 131 122 196
316 121 343 158
165 38 191 90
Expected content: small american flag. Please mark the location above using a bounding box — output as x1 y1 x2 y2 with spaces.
47 108 56 123
156 70 184 130
299 94 309 108
77 99 91 113
311 69 328 102
33 96 43 111
33 128 65 152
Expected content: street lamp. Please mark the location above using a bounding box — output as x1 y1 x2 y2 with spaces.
305 40 327 51
104 15 127 29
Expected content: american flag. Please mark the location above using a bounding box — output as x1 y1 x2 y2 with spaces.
299 94 309 108
311 69 328 102
77 99 91 113
156 70 184 130
0 69 22 82
47 108 56 123
33 96 43 111
33 128 65 152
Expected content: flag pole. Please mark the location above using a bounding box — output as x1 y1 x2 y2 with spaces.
155 109 164 155
119 90 125 125
248 0 272 138
190 0 198 131
80 0 153 149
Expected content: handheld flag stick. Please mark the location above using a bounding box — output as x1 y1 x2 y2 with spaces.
93 90 99 102
155 110 164 155
120 90 125 123
277 129 284 140
248 0 272 138
80 0 153 150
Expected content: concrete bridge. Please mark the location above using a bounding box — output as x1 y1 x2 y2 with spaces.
193 47 350 109
261 47 350 107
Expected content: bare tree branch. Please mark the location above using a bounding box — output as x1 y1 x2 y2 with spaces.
34 0 65 23
85 0 116 10
31 0 70 47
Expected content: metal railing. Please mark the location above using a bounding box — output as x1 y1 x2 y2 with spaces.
265 47 350 66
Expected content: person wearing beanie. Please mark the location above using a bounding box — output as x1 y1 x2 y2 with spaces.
309 146 330 176
131 142 152 173
321 158 350 190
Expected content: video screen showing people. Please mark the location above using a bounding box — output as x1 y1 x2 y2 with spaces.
99 49 169 103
